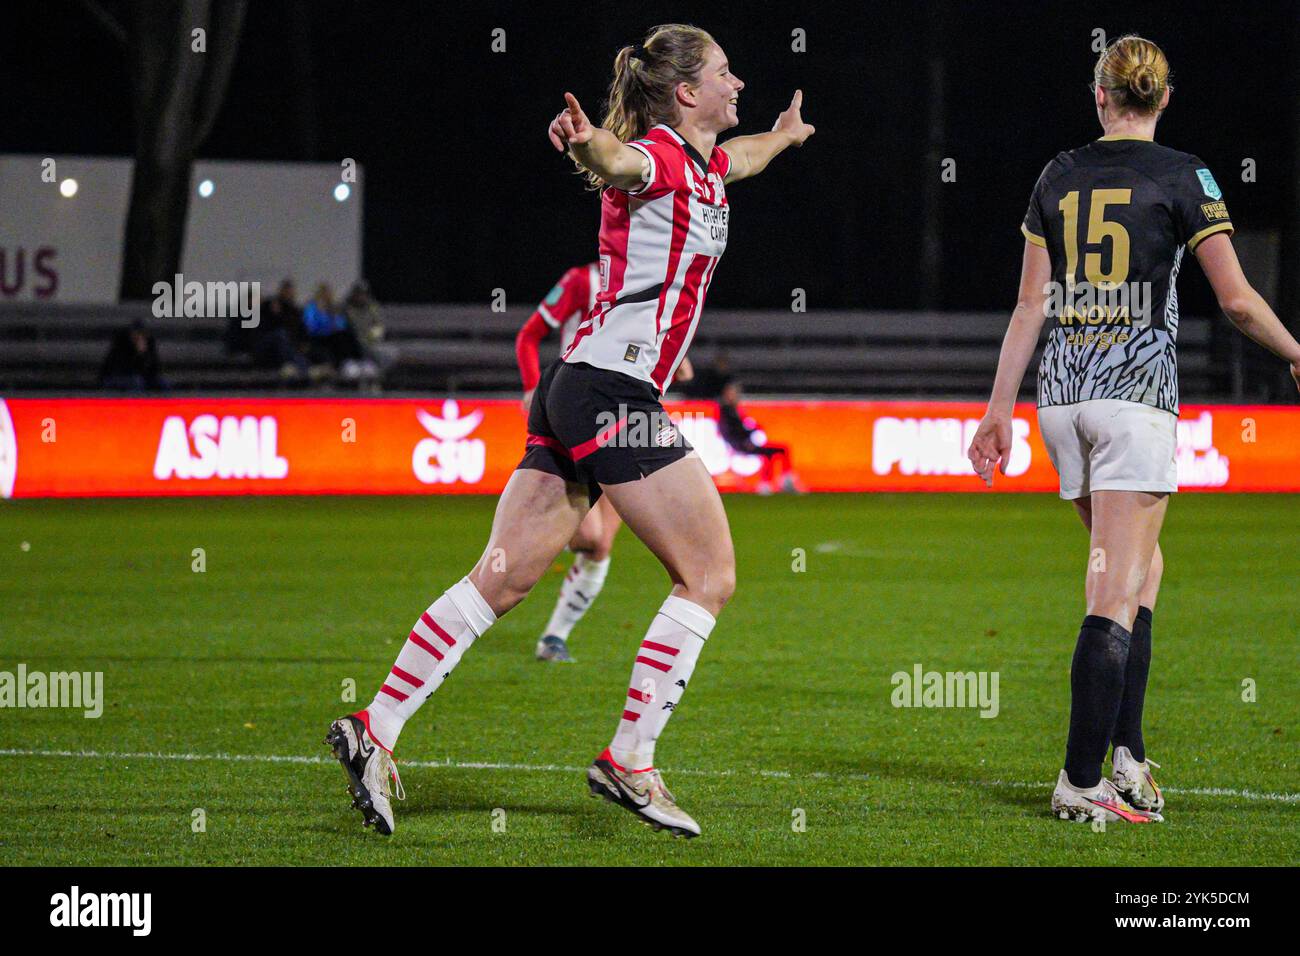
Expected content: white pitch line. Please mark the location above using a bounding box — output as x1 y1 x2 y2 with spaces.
974 777 1300 804
0 747 847 780
0 748 1295 803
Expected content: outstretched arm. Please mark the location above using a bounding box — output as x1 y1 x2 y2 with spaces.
1195 233 1300 392
547 92 646 191
721 90 815 184
967 240 1053 485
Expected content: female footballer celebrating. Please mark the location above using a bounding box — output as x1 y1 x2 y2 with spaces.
329 23 814 838
516 262 692 663
968 35 1300 824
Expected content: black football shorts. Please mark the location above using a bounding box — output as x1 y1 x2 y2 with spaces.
519 360 692 503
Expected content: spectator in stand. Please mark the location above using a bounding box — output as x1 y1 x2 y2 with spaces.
100 319 168 392
254 279 311 381
224 303 259 356
303 282 378 385
344 280 395 390
717 377 800 494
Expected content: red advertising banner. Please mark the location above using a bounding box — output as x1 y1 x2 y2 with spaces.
1 396 1296 499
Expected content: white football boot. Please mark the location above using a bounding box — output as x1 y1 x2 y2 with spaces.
587 748 701 838
535 634 575 663
1051 770 1162 824
1111 746 1164 813
326 713 404 836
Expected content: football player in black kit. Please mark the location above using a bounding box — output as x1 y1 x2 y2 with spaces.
968 35 1300 824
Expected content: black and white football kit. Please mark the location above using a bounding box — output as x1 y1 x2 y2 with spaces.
1022 137 1233 498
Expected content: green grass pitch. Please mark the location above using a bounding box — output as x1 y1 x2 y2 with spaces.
1 492 1295 865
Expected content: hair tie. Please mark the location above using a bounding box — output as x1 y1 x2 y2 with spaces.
630 43 650 63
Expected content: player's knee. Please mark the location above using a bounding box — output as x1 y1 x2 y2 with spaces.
687 556 736 612
1146 547 1164 587
1087 575 1143 625
713 561 737 609
468 562 540 618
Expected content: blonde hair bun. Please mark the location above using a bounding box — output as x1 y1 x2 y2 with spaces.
1094 35 1170 114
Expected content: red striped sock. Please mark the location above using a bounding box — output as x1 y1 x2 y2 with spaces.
364 577 495 750
610 595 715 770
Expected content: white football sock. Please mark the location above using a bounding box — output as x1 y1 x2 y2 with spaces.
543 553 610 640
609 595 715 771
363 577 496 751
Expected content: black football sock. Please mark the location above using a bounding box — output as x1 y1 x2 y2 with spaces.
1063 615 1132 789
1112 606 1153 763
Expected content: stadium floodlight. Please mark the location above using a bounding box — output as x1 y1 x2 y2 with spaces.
198 179 215 198
333 183 350 202
59 178 78 198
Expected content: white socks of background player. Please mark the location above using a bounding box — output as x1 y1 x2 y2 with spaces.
609 595 715 772
362 577 496 752
544 554 611 639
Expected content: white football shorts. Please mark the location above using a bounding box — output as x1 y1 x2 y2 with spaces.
1037 398 1177 500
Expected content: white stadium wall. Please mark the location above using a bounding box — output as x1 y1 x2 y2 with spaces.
180 159 362 293
0 155 134 303
0 155 362 304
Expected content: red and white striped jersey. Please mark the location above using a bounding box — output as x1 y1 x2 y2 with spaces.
538 262 600 350
563 124 730 393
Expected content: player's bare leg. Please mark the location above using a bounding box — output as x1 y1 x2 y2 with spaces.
1053 490 1168 822
584 454 735 837
537 495 623 662
1070 492 1166 627
467 469 592 617
328 468 588 835
1072 494 1168 812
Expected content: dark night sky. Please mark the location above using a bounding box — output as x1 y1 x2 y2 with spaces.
9 0 1298 315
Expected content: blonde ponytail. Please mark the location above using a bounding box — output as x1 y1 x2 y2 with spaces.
580 23 715 187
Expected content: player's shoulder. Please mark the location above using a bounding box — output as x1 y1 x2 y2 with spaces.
1154 146 1221 193
560 264 589 285
1029 149 1076 192
1152 142 1201 167
709 143 731 175
1126 142 1226 201
626 126 688 180
1127 140 1205 176
632 125 683 152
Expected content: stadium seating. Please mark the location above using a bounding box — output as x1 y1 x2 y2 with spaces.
0 301 1219 398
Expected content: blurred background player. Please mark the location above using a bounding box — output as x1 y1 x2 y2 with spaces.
717 376 798 494
329 22 813 838
517 262 692 662
968 35 1300 826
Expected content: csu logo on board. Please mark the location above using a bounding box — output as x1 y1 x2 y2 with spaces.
412 400 485 485
153 414 288 480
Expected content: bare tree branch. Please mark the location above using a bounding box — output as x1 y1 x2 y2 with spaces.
77 0 128 46
118 0 247 299
192 0 249 148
